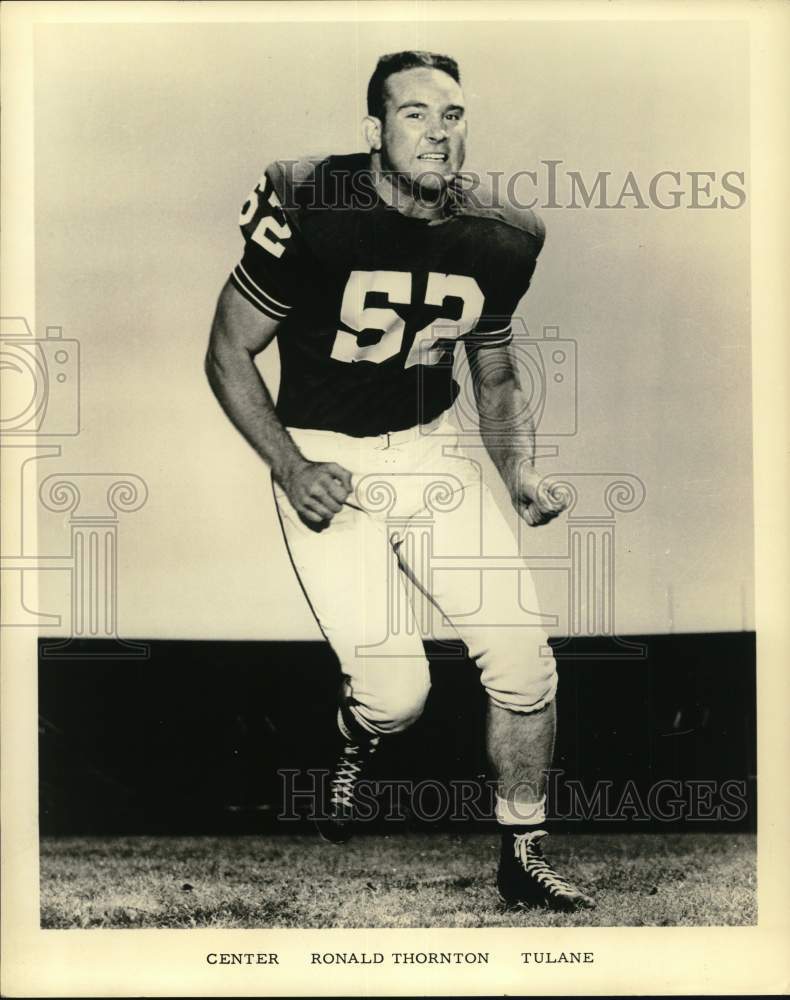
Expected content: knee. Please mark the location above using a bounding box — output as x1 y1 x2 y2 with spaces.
475 632 558 713
349 665 431 735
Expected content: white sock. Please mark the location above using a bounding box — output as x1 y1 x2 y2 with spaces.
495 792 546 828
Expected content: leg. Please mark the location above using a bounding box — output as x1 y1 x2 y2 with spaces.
395 451 593 909
487 699 555 825
396 470 558 814
274 468 433 842
273 478 431 736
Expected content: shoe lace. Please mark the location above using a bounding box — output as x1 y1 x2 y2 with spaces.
330 738 379 809
513 831 578 898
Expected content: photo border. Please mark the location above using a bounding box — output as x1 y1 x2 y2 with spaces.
2 1 788 996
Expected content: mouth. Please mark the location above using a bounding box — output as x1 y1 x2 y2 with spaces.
417 152 449 163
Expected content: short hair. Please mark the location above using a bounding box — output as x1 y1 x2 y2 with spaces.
367 50 461 121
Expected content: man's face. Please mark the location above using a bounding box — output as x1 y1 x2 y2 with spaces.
378 67 467 193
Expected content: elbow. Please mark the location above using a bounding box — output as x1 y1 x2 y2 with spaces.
204 345 216 380
205 283 234 387
204 327 251 395
475 366 520 394
472 371 519 414
204 344 218 389
204 335 228 395
205 297 233 390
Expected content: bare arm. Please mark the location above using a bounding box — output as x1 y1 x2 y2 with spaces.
205 280 352 523
206 279 303 480
466 341 566 526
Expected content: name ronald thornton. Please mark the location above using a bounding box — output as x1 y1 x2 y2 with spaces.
311 952 489 965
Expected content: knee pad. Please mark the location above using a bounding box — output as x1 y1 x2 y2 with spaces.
475 631 558 713
345 662 431 736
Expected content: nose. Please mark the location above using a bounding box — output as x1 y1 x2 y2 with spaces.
425 118 448 142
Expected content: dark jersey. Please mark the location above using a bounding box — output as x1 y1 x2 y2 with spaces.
230 153 545 436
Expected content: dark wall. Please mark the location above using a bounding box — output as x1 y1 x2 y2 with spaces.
38 633 756 835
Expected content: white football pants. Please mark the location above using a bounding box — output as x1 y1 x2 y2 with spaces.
273 415 557 736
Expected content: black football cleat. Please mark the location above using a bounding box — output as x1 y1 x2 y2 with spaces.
497 829 596 912
314 732 380 844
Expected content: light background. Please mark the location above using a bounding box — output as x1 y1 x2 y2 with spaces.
33 19 752 639
3 4 789 997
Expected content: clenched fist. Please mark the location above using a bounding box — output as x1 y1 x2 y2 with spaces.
280 459 354 525
507 462 568 527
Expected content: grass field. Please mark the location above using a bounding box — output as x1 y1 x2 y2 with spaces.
40 831 756 929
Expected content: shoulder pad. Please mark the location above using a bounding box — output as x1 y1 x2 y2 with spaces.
265 155 329 212
498 200 546 245
452 175 546 247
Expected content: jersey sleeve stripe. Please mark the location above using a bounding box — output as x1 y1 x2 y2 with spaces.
481 323 510 337
230 269 289 321
236 263 292 312
231 266 290 320
465 326 513 348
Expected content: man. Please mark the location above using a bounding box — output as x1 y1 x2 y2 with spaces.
206 50 594 912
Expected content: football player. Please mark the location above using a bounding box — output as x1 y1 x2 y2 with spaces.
206 50 594 912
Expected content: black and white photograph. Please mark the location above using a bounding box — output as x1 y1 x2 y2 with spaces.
1 1 788 996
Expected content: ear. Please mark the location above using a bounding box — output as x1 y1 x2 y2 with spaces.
363 115 382 152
